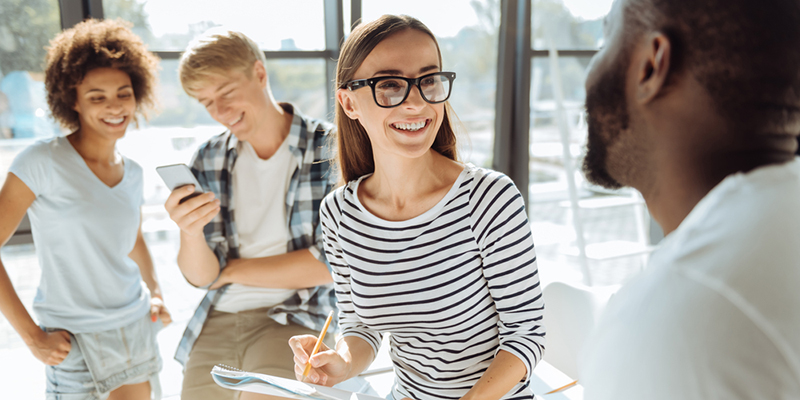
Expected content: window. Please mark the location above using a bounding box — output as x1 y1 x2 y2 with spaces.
115 58 328 216
137 59 327 130
532 0 606 50
0 0 63 143
265 59 328 120
529 55 591 203
103 0 326 51
0 0 63 227
0 0 63 389
101 0 333 217
528 0 650 286
0 2 648 396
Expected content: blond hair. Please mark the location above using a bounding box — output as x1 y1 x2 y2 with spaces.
334 15 459 184
178 28 267 96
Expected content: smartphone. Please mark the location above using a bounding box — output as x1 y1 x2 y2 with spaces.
156 164 204 203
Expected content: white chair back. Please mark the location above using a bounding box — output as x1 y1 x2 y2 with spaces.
542 281 619 380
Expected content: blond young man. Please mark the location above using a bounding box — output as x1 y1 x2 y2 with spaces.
165 29 337 400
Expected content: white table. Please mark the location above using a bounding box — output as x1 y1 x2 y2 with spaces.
335 335 583 399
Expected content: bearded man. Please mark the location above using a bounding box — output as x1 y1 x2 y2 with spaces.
579 0 800 398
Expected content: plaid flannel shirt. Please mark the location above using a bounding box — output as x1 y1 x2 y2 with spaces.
174 103 338 366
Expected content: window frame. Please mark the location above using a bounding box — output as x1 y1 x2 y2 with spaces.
493 0 600 207
48 0 595 228
61 0 346 118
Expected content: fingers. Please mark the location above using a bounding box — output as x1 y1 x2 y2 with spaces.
308 349 337 368
294 362 310 382
289 335 317 378
288 338 338 386
178 197 220 233
180 190 217 213
47 348 69 366
164 185 205 210
150 305 160 322
149 298 173 326
165 189 219 234
294 362 328 385
45 355 66 366
45 331 71 366
164 185 198 211
56 331 71 351
159 308 172 326
294 362 306 381
288 335 318 362
150 297 163 322
305 348 338 384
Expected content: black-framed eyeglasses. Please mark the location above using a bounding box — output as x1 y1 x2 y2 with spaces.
341 71 456 108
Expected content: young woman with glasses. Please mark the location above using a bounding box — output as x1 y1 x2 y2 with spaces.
289 15 545 400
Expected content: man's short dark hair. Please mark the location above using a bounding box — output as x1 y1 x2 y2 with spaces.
626 0 800 134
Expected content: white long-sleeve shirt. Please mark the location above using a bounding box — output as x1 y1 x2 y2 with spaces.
321 164 545 400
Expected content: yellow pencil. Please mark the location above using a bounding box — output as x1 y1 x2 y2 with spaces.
302 310 334 379
544 380 578 395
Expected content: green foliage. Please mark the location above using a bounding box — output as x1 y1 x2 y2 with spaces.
103 0 156 45
0 0 61 74
103 0 150 28
0 0 154 75
267 60 326 92
533 0 602 49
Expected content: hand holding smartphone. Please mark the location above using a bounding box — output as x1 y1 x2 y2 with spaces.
156 164 204 203
158 164 219 238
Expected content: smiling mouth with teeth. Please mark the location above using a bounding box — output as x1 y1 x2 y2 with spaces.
393 120 428 132
103 116 125 125
229 114 243 126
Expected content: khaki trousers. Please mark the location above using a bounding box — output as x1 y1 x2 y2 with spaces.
181 307 334 400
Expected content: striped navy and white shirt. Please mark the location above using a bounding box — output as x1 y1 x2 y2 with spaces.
321 164 545 400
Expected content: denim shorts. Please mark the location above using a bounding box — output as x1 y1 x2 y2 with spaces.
44 312 162 400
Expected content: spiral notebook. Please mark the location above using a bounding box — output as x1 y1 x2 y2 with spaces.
211 364 385 400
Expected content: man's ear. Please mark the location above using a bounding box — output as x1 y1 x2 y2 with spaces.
636 32 672 104
336 88 360 120
253 60 268 88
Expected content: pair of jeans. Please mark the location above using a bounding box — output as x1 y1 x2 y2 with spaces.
44 313 162 399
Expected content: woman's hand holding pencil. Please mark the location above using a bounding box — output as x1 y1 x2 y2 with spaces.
288 311 349 386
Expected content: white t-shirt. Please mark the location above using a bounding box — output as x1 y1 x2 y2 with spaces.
580 159 800 399
214 137 298 313
8 136 150 333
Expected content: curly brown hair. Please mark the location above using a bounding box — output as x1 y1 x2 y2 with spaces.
45 18 159 131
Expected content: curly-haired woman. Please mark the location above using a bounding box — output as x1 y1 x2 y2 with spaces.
0 19 170 400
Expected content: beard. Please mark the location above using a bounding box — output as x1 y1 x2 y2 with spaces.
582 55 631 190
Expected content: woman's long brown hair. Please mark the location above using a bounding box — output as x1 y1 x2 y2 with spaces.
333 14 459 184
